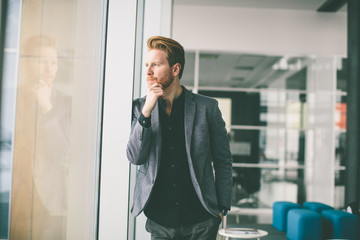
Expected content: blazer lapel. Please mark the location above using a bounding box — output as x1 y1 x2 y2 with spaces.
151 101 161 161
184 89 196 153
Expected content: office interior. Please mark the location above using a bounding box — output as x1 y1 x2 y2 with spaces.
0 0 358 239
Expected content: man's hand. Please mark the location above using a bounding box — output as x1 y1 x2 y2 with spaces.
31 80 53 114
142 82 163 117
219 212 224 221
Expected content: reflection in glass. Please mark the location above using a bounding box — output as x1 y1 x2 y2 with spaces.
8 0 107 239
1 0 21 238
11 34 70 240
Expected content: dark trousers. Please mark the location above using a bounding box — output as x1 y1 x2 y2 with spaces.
145 217 221 240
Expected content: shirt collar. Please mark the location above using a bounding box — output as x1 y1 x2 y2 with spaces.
159 86 185 109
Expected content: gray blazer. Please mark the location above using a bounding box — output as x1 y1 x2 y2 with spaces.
126 87 233 217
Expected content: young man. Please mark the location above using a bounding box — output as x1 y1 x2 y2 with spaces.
127 36 232 239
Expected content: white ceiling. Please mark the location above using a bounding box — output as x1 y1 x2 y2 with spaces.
181 52 309 90
174 0 347 11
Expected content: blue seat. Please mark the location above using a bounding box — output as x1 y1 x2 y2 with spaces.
322 209 359 240
286 209 322 240
302 201 333 213
272 201 300 232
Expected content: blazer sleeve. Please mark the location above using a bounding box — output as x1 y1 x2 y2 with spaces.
209 101 233 210
126 99 154 165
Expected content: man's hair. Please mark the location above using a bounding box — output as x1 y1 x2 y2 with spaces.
147 36 185 79
22 34 58 56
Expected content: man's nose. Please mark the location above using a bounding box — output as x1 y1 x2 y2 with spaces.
43 61 51 72
146 66 153 75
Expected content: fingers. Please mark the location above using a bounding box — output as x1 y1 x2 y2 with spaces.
142 83 163 117
148 83 163 97
31 80 52 90
149 82 163 91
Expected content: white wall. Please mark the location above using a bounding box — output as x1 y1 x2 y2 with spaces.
173 5 347 56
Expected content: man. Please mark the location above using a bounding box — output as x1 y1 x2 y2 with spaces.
127 36 232 239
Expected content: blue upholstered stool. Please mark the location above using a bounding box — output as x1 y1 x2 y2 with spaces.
302 201 333 213
286 209 322 240
272 201 300 232
322 209 359 240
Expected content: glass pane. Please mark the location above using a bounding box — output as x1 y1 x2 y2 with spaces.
199 90 307 128
199 91 264 126
334 56 346 209
9 0 107 239
1 0 22 238
230 168 303 224
198 88 310 225
229 129 306 165
334 92 346 208
0 51 18 240
183 49 341 228
230 128 306 224
336 57 347 92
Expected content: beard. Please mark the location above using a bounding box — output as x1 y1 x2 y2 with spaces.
147 71 175 90
159 75 174 89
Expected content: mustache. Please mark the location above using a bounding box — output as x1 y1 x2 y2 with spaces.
146 77 158 86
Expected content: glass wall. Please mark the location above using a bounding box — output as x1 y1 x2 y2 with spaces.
0 0 107 239
1 1 22 239
182 51 345 224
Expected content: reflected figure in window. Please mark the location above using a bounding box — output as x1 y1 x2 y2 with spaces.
10 34 71 240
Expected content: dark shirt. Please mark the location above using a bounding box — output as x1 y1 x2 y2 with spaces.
143 88 211 227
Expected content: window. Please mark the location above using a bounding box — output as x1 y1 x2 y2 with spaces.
183 51 343 224
1 0 108 239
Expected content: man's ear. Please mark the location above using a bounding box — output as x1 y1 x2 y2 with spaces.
173 63 181 76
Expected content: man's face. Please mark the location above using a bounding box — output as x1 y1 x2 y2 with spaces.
27 46 58 87
145 49 174 89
